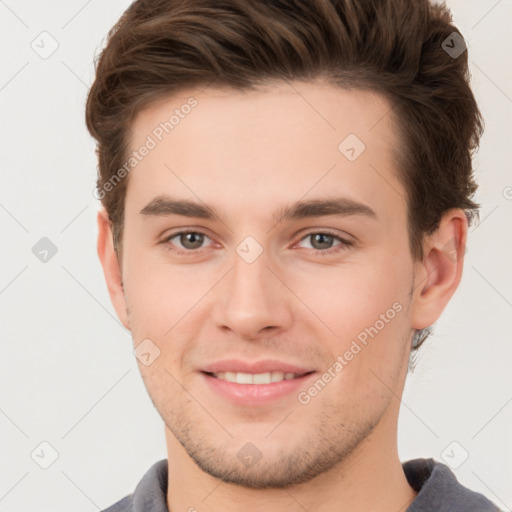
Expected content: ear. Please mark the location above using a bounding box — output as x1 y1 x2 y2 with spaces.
410 209 468 331
97 208 130 330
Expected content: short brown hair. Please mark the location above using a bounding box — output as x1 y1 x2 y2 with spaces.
86 0 483 351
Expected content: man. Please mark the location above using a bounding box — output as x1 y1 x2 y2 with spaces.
86 0 500 510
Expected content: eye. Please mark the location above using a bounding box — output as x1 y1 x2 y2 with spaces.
161 229 353 256
296 231 353 254
162 230 213 254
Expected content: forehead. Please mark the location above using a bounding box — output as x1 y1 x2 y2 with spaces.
129 80 398 151
124 80 405 225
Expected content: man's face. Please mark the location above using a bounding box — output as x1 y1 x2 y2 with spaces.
118 81 417 487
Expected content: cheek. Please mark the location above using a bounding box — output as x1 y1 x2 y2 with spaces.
121 250 213 365
291 255 408 336
293 255 410 389
121 243 192 324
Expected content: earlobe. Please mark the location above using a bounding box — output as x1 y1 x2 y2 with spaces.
96 208 130 330
410 210 468 331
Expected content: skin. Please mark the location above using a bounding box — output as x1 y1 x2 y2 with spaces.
97 80 467 512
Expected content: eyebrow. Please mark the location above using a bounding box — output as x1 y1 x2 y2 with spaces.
139 194 377 224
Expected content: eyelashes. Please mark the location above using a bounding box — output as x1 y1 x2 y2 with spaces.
297 231 353 254
161 229 353 256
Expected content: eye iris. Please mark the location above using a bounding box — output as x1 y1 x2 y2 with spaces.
181 232 204 249
311 233 333 250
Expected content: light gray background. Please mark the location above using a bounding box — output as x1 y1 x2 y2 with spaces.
1 0 511 510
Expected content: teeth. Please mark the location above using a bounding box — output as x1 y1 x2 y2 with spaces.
253 372 272 384
213 371 299 384
236 372 253 384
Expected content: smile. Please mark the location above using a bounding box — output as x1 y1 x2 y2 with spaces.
210 371 304 384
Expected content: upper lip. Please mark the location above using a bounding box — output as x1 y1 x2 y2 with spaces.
202 359 314 375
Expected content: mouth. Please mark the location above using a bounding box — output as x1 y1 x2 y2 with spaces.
200 368 317 406
204 370 312 385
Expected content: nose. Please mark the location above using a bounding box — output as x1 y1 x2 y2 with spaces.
211 247 293 340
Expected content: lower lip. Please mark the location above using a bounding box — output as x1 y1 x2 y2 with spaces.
200 371 316 406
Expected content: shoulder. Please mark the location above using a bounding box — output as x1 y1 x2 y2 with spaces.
403 458 502 512
99 459 168 512
101 494 133 512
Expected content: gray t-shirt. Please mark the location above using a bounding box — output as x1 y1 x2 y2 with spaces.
101 458 501 511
